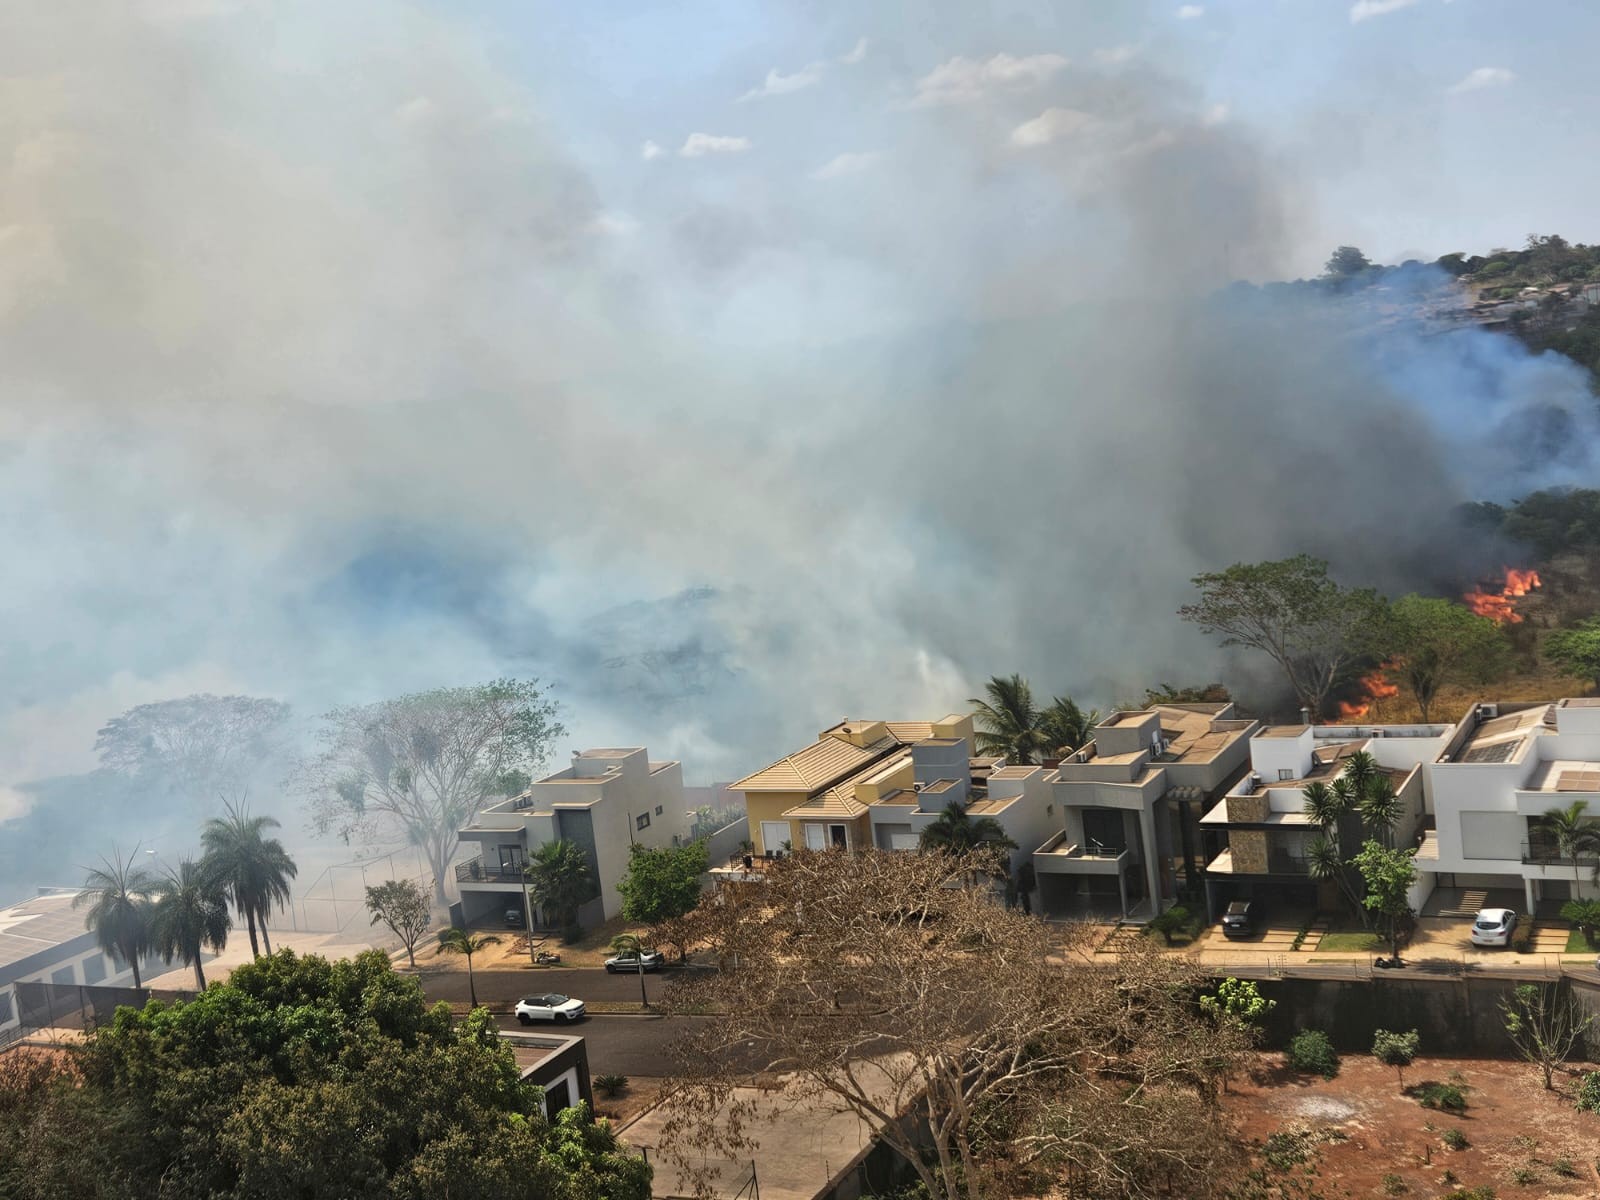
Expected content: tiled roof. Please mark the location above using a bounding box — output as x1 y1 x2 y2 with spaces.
734 733 898 792
782 783 868 820
884 722 935 743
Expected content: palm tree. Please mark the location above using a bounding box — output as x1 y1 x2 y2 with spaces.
1038 695 1099 759
1301 781 1346 831
610 933 651 1007
918 803 1019 855
148 859 231 990
1359 778 1402 848
200 803 298 958
969 674 1044 764
437 927 501 1008
1540 800 1600 892
524 840 595 929
1302 782 1365 925
76 850 157 988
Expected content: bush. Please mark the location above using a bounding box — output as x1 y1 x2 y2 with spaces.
1147 905 1192 945
1576 1071 1600 1112
1442 1128 1469 1151
1414 1082 1467 1111
1288 1030 1339 1079
1382 1172 1407 1194
1439 1189 1494 1200
594 1073 629 1098
1552 1158 1577 1178
1561 899 1600 946
1510 929 1533 954
1509 1166 1539 1185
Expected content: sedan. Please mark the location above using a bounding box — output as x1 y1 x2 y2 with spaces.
1469 908 1517 948
514 993 586 1024
604 949 665 973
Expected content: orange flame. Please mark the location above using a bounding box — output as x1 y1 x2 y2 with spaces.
1337 660 1402 720
1463 567 1542 624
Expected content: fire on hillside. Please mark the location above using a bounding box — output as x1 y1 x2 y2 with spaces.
1337 662 1401 720
1463 566 1542 625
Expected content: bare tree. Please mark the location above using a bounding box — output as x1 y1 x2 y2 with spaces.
1501 982 1593 1090
301 679 562 902
658 850 1250 1200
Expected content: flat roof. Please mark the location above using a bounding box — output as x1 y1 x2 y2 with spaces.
965 795 1018 816
1199 800 1316 826
0 891 91 974
1258 725 1309 738
1523 759 1600 793
1445 705 1551 764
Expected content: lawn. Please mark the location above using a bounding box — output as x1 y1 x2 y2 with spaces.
1314 930 1381 953
1564 926 1596 954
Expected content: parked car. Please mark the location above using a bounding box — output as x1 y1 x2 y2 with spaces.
514 993 586 1024
1469 907 1517 947
604 949 666 973
1221 899 1259 940
504 907 525 929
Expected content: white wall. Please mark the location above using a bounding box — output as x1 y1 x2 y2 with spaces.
1246 729 1314 783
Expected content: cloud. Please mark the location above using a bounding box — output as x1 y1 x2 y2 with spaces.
1350 0 1420 20
679 132 753 157
839 38 868 65
1202 102 1230 127
588 212 640 237
738 62 825 102
906 52 1068 108
1447 66 1515 94
1009 107 1095 148
811 151 880 180
640 140 665 161
1176 5 1204 18
1093 45 1138 66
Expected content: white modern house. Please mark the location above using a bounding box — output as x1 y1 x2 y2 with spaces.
454 747 692 929
1420 699 1600 913
1 889 150 1040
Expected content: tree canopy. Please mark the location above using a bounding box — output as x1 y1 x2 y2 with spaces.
617 841 709 927
1179 555 1386 719
969 674 1097 762
1545 616 1600 688
1324 245 1373 279
302 679 564 901
95 694 292 806
525 839 597 930
1383 594 1510 721
365 878 434 969
0 950 650 1200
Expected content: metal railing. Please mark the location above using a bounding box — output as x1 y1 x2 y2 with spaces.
454 855 525 884
1520 841 1600 866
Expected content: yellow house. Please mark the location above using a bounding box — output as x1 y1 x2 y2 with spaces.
733 715 975 857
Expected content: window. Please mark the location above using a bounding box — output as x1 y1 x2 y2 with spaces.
829 823 848 849
636 813 651 831
1046 804 1054 818
51 965 75 987
0 990 13 1025
1277 769 1294 781
82 954 106 985
655 805 663 816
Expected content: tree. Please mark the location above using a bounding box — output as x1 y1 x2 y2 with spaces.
75 850 156 988
1324 245 1372 278
617 841 709 929
1302 780 1365 924
524 840 596 930
365 879 433 968
1384 596 1510 721
1352 840 1418 961
1199 977 1276 1030
1016 859 1037 916
917 802 1019 856
1560 898 1600 947
1501 982 1593 1090
436 927 501 1009
1358 776 1402 848
1546 617 1600 688
1143 683 1231 706
968 674 1044 763
0 950 651 1200
199 802 298 958
660 849 1253 1200
1038 694 1098 757
303 679 564 902
147 859 231 991
1538 800 1600 893
1371 1028 1419 1091
95 694 292 806
1178 556 1386 720
610 933 652 1008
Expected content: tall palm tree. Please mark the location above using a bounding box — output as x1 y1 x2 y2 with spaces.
969 674 1044 764
1302 781 1365 925
1359 777 1402 848
148 859 231 991
524 840 595 929
918 803 1018 855
75 850 157 988
1541 800 1600 892
1038 695 1099 759
610 933 652 1007
200 803 298 958
437 927 501 1008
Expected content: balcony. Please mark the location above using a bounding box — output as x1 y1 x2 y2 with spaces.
1034 832 1130 875
454 855 526 885
1520 841 1600 867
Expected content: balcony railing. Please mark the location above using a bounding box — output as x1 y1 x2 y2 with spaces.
1520 841 1600 866
454 855 525 885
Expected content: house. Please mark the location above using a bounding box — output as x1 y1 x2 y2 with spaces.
1032 703 1259 920
1420 698 1600 914
507 1029 594 1121
1198 720 1447 920
1 889 150 1041
454 747 692 929
725 714 1050 878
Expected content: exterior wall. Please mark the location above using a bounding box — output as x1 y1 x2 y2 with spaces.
986 770 1053 878
1247 729 1315 783
1426 756 1532 874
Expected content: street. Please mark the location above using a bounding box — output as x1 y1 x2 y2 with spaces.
495 1012 690 1076
419 965 669 1007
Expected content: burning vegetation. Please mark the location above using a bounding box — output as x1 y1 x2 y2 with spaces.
1463 567 1543 625
1337 661 1401 720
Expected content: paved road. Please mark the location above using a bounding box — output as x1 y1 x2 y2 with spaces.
420 965 671 1007
497 1012 691 1076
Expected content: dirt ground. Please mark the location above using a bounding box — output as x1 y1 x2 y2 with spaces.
594 1076 669 1126
1228 1052 1600 1198
448 915 652 970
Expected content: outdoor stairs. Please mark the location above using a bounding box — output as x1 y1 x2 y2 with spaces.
1296 916 1333 952
1429 888 1492 918
1096 923 1147 955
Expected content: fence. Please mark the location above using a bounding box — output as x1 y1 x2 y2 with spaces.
284 845 434 935
635 1150 758 1200
3 981 195 1050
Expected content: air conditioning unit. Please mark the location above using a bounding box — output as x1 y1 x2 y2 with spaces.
1476 703 1498 722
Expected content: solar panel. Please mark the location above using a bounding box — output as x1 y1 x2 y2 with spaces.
1461 741 1519 764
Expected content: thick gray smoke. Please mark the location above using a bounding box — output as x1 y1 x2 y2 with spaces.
3 1 1598 893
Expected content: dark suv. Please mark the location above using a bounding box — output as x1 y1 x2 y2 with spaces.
1221 899 1259 940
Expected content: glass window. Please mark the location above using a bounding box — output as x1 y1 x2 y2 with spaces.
655 805 663 816
51 965 75 987
636 813 651 831
1277 769 1294 781
82 954 106 985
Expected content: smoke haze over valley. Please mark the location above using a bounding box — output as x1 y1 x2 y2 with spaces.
5 0 1600 893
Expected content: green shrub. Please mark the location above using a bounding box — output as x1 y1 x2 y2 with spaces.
1442 1128 1469 1151
1288 1029 1339 1079
1413 1082 1467 1111
1577 1070 1600 1112
1262 1130 1312 1171
1381 1172 1407 1194
594 1073 629 1098
1509 1166 1539 1185
1552 1158 1577 1178
1147 905 1192 945
1510 928 1533 953
1439 1189 1494 1200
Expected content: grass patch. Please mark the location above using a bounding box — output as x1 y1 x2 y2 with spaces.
1565 926 1595 953
1313 931 1381 953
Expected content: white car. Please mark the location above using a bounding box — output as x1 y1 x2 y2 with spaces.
514 993 586 1024
604 949 665 974
1469 908 1517 948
